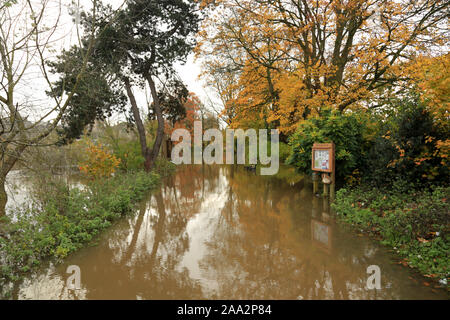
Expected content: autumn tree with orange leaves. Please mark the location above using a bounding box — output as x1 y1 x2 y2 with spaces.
410 53 450 127
197 0 449 134
79 142 121 180
166 93 202 136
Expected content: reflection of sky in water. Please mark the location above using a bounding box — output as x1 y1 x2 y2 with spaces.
5 171 34 215
18 265 87 300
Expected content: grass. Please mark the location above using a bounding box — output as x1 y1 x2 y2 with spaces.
332 181 449 288
0 170 162 296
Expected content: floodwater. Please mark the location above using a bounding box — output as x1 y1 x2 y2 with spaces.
7 165 449 299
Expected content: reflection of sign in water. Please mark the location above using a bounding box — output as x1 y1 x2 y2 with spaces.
314 150 330 171
311 220 332 252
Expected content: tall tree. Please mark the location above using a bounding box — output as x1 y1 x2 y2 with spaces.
52 0 200 171
198 0 449 133
86 0 200 171
149 77 190 127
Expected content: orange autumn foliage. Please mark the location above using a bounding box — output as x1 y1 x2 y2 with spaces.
164 92 202 139
197 0 449 134
410 53 450 127
408 53 450 168
79 142 121 179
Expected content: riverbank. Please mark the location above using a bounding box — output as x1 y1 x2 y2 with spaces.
0 163 175 298
332 183 449 290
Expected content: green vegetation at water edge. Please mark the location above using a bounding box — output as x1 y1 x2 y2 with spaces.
0 171 160 289
332 182 450 288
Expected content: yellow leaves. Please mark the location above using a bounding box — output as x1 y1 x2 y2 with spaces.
414 158 428 166
78 141 121 180
434 139 450 167
391 145 405 159
198 0 448 136
408 54 450 127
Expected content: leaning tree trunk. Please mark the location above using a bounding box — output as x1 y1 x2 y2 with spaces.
123 74 165 173
123 77 153 172
145 72 165 171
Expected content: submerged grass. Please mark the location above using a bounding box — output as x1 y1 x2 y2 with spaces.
332 182 450 288
0 170 162 293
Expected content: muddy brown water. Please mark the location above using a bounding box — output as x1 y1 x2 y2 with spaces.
8 165 449 299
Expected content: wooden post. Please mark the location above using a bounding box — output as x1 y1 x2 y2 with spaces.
330 143 336 201
330 171 335 201
323 182 328 197
323 195 329 212
312 172 319 194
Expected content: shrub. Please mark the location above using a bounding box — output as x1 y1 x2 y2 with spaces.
278 141 290 163
287 109 375 182
154 158 177 177
364 95 449 187
111 140 145 172
78 141 121 179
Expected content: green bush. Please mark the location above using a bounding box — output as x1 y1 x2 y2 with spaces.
332 184 450 283
112 140 145 172
364 94 449 186
278 141 290 163
287 109 375 182
154 157 177 178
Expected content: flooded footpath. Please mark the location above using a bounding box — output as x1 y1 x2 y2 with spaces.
7 165 449 299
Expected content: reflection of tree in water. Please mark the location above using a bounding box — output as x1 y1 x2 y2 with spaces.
198 166 420 299
171 165 220 219
220 165 237 226
57 182 204 299
97 165 224 299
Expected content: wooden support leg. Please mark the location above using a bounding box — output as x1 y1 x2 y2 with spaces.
323 183 328 197
312 172 319 194
330 171 335 201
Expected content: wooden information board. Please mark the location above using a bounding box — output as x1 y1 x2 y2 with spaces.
311 143 334 173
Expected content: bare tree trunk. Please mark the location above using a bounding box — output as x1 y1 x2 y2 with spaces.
145 73 164 170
